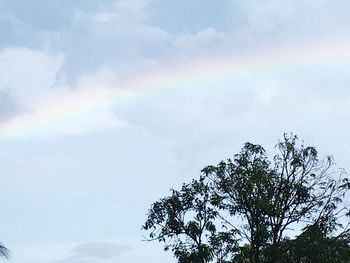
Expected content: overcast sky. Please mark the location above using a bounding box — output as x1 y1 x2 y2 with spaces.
0 1 350 262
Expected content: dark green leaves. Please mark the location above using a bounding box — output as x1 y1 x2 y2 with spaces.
143 178 227 263
143 134 350 263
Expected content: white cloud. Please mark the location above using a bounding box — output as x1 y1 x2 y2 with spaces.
0 48 133 139
243 0 296 34
174 27 226 51
71 7 169 43
0 3 350 263
231 0 350 43
112 0 153 23
0 47 64 103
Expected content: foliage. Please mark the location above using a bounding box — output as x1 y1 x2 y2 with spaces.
0 243 9 259
143 134 350 263
143 177 237 262
276 223 350 263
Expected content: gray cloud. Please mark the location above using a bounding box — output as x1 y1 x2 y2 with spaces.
0 2 349 263
0 88 24 121
1 0 349 82
58 242 132 263
230 0 350 43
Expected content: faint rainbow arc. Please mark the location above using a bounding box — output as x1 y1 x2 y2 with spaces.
0 37 350 139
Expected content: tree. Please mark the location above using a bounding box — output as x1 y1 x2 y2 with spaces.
143 134 350 263
277 223 350 263
143 178 237 263
0 243 9 259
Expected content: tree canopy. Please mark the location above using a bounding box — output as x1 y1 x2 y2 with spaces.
143 134 350 263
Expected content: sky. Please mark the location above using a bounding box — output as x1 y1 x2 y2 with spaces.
0 0 350 262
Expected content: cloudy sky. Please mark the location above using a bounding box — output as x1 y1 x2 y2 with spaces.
0 0 350 262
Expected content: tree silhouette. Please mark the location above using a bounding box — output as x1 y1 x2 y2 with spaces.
0 243 9 259
143 134 350 263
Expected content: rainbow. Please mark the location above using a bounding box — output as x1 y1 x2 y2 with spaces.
1 36 350 140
